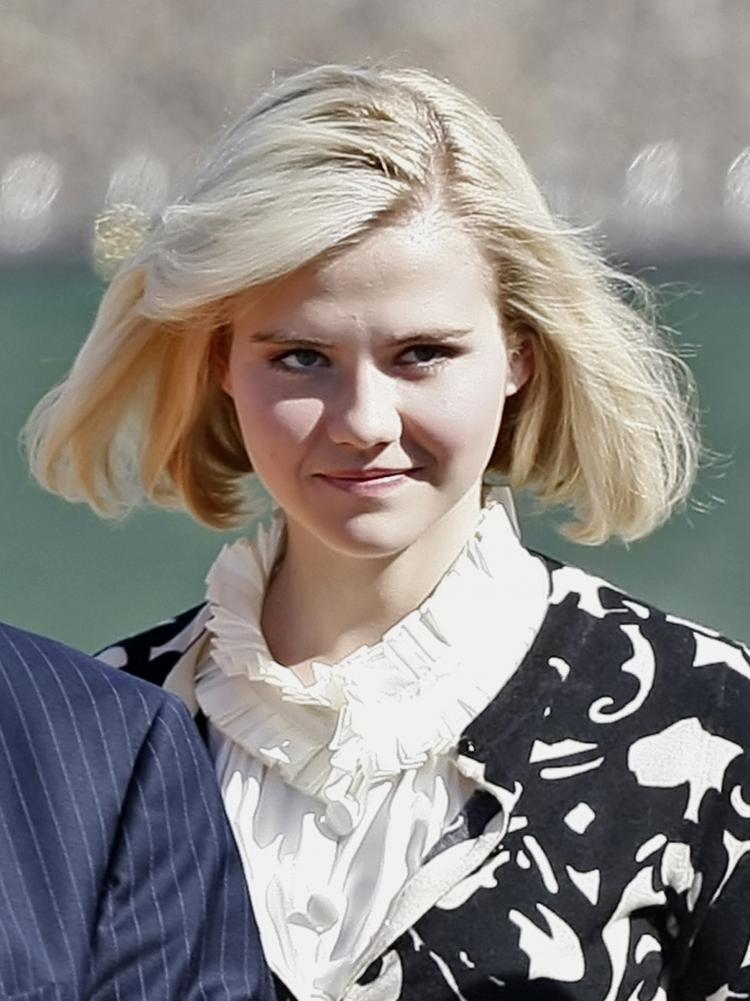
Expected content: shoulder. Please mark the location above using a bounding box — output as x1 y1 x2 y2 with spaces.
0 619 193 766
533 554 750 734
540 554 747 659
96 602 210 687
0 619 166 710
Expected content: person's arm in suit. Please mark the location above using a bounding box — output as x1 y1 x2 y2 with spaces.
84 688 275 1001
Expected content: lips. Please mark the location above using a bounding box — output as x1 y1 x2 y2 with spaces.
320 469 414 480
314 468 420 495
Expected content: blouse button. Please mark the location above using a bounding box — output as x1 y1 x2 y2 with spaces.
325 802 354 836
458 737 477 756
307 893 339 933
288 894 339 935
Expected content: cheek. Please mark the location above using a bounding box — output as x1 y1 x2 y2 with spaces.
267 398 325 446
231 377 324 460
411 361 507 456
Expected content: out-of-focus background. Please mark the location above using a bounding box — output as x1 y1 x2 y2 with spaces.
2 0 749 651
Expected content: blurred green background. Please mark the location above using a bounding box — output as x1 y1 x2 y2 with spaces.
2 259 748 652
3 1 749 651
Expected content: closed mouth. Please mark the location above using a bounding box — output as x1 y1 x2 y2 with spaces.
320 469 416 480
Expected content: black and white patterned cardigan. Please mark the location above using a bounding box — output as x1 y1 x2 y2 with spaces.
98 554 750 1001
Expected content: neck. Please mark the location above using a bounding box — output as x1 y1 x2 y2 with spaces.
261 489 482 669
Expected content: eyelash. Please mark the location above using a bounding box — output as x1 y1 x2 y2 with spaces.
269 344 457 373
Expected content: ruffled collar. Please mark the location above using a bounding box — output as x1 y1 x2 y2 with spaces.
195 502 549 833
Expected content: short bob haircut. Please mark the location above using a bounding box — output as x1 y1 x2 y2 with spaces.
25 63 699 544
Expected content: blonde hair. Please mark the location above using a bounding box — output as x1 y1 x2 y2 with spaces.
25 63 699 543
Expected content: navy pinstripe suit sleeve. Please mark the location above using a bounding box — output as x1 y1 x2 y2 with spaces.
85 693 274 1000
0 623 275 1001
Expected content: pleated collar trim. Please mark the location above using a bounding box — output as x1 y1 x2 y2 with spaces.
195 502 549 832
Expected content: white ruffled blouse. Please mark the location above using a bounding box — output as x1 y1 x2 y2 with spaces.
194 502 549 1001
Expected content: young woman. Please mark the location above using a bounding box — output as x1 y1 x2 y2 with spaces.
25 64 750 1001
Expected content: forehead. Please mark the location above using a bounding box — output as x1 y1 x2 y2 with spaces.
230 212 497 335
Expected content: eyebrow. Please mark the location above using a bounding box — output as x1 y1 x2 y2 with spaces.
247 327 474 346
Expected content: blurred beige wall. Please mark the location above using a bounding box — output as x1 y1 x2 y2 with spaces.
2 0 749 261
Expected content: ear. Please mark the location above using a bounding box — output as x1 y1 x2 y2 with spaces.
212 324 234 397
505 336 533 397
220 363 234 398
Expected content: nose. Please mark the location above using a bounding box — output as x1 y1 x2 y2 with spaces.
325 362 402 449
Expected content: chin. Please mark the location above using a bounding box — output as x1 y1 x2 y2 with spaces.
312 511 431 560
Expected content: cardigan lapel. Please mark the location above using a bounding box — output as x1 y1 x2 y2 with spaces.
338 770 523 995
160 606 212 716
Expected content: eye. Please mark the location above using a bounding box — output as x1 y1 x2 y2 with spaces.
271 348 329 372
398 344 455 367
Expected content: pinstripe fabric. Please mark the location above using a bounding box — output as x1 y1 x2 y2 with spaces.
0 622 275 1001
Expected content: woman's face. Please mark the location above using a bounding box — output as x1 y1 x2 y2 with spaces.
223 209 529 558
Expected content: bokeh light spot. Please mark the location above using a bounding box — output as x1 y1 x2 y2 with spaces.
106 151 170 214
725 147 750 216
625 142 682 210
0 153 62 252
